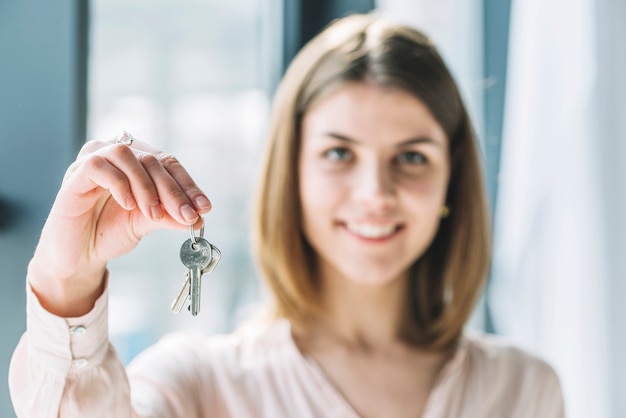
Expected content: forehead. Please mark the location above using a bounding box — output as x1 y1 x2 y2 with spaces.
302 82 447 144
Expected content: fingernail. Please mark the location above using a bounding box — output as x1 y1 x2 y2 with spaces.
195 196 211 210
181 204 198 223
151 202 163 220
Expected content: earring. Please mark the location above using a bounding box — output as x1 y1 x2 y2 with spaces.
440 205 450 218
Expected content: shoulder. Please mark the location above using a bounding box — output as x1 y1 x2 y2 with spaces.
126 320 299 416
463 331 558 378
457 332 565 416
461 331 561 388
127 319 297 383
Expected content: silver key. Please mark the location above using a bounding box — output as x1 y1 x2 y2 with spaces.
180 237 212 316
171 271 191 313
171 218 221 316
201 244 221 275
171 243 221 313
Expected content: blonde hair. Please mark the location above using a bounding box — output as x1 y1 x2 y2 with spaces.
252 13 491 350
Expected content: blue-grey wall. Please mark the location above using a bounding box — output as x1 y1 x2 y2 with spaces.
0 1 86 416
596 0 626 416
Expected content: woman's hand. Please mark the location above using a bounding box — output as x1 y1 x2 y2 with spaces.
28 136 212 317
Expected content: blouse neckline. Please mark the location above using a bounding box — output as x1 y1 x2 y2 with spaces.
258 318 469 418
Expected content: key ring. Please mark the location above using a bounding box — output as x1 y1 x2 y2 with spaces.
189 217 205 246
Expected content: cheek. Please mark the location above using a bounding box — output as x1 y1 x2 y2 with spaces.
299 165 341 219
298 163 350 252
299 147 346 195
402 171 449 204
399 174 449 232
299 163 324 232
299 172 325 256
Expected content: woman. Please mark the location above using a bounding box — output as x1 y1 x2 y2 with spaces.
9 13 564 418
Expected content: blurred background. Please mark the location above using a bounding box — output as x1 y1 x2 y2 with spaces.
0 0 624 416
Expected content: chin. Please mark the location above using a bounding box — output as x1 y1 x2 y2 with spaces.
339 264 409 287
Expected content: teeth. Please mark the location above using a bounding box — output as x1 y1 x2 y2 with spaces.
346 222 396 238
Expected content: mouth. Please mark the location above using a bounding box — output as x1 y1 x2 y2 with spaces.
343 221 402 240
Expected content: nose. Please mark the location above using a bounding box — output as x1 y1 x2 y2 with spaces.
352 159 396 212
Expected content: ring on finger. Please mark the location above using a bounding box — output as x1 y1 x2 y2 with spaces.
115 131 135 146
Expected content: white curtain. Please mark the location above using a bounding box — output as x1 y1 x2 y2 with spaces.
376 0 626 415
490 0 617 417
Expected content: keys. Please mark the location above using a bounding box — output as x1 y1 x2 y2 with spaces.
180 237 212 316
171 271 191 313
171 218 221 316
201 244 221 275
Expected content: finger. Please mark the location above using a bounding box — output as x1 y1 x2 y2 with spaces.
99 144 164 221
72 136 212 224
77 135 160 160
78 139 109 156
156 151 213 214
138 152 204 225
63 154 136 216
64 140 110 182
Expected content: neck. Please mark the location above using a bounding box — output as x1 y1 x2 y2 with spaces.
306 266 419 351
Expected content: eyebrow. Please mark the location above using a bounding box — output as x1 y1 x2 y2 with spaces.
324 132 444 148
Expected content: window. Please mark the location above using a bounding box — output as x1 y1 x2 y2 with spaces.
88 0 270 363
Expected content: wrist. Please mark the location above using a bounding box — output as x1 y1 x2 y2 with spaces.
27 259 107 317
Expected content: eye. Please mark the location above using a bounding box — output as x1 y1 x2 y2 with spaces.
323 147 353 162
396 151 427 165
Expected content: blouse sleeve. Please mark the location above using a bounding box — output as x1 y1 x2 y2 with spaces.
8 276 201 418
532 362 566 418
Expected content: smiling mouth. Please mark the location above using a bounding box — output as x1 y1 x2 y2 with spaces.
344 221 401 239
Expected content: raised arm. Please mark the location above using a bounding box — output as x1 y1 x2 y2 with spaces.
29 135 211 317
9 135 212 417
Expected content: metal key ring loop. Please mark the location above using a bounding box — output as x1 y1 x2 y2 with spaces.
189 217 205 245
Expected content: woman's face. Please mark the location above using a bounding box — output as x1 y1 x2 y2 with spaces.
298 82 450 288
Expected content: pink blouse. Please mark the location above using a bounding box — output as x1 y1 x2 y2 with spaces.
9 280 565 418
